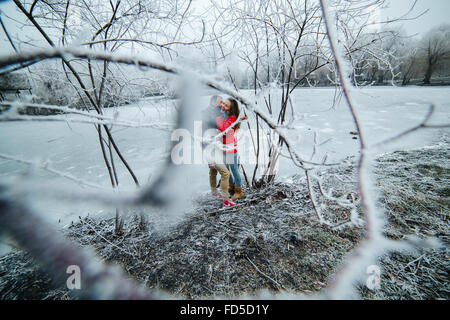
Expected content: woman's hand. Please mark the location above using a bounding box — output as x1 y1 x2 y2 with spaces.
240 115 248 121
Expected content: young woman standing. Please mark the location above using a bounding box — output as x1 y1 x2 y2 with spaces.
216 98 248 201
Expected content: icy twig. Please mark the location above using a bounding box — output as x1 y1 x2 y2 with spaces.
78 217 135 257
246 256 283 290
305 170 326 224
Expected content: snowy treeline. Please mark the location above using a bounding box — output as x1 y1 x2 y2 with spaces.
2 0 450 107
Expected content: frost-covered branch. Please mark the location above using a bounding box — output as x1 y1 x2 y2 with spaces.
319 0 386 298
319 0 442 299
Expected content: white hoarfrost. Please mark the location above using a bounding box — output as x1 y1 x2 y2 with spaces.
319 0 445 299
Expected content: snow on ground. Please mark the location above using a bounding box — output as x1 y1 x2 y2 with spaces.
0 86 448 254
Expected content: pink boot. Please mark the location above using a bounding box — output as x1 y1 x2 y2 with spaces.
223 199 237 208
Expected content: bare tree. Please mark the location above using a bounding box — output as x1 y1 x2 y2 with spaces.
4 0 204 188
206 0 411 187
1 0 205 233
419 24 450 85
399 40 421 86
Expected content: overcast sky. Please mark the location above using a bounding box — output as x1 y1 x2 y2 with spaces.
378 0 450 36
0 0 449 55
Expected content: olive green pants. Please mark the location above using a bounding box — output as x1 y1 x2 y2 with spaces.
209 164 230 200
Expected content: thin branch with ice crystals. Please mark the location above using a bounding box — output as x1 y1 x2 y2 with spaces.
319 0 442 299
319 0 388 298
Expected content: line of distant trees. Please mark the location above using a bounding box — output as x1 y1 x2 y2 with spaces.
1 1 450 111
3 24 449 111
223 24 450 89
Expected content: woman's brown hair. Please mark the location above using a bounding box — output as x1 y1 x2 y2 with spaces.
227 98 241 130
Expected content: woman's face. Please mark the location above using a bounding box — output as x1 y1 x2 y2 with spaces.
220 100 231 112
